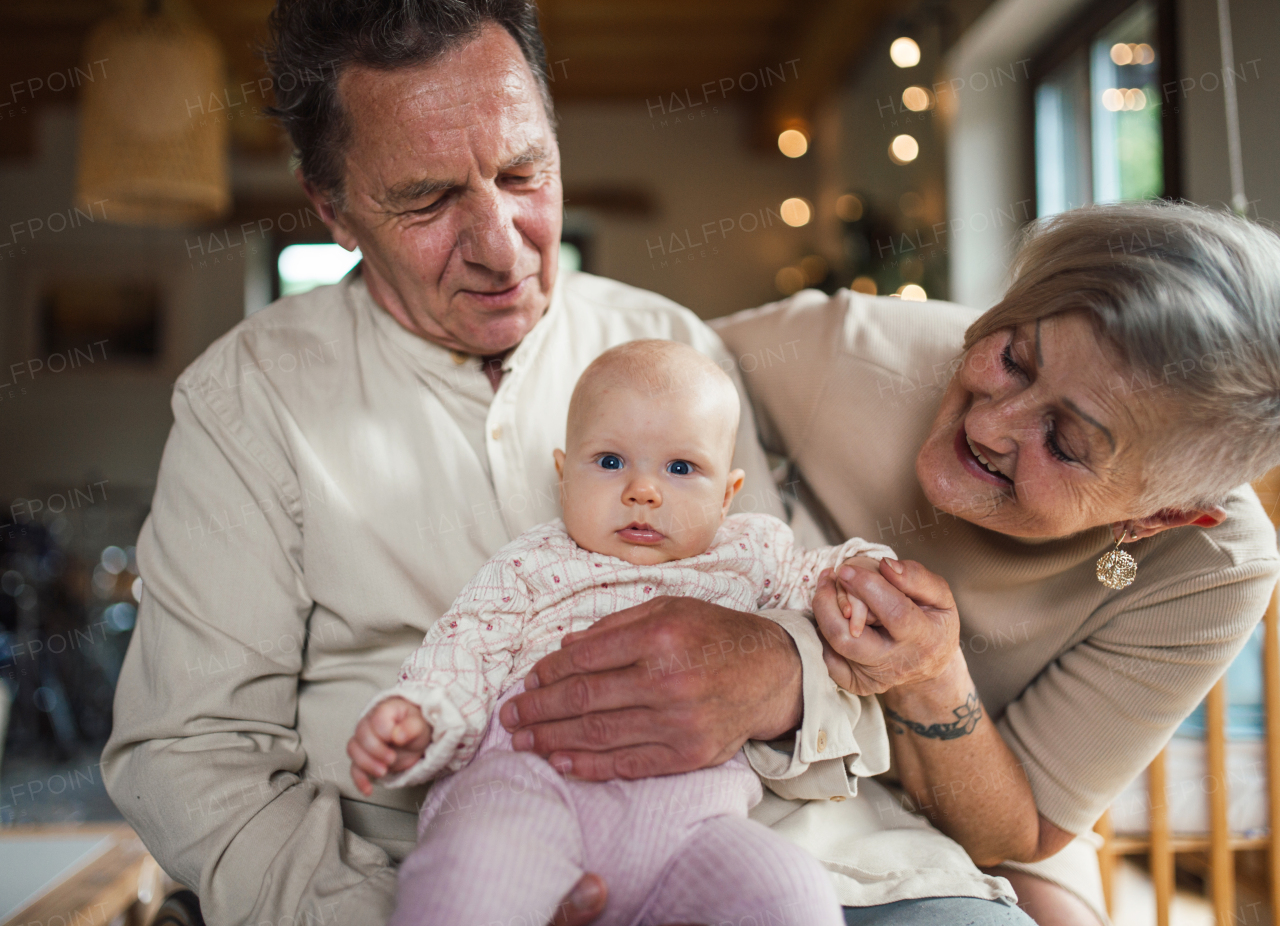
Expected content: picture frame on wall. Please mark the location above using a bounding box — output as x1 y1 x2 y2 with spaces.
37 278 163 365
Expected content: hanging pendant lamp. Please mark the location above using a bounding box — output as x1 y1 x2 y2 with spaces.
75 8 230 226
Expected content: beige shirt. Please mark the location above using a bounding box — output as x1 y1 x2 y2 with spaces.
105 271 984 926
715 289 1280 839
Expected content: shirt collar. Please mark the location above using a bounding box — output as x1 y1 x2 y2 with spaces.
352 270 566 379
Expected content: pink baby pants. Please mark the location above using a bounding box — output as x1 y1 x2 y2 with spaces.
389 684 843 926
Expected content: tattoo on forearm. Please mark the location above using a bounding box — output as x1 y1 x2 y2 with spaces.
884 692 983 740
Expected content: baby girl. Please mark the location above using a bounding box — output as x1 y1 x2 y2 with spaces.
348 339 897 926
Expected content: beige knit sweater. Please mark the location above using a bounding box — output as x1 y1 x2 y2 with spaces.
715 289 1280 834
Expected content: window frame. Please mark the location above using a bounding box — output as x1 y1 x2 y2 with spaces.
1026 0 1182 216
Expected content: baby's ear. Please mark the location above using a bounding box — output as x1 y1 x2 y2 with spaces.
722 468 746 513
553 449 565 480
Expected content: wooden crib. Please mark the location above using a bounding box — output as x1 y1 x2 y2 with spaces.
1095 467 1280 925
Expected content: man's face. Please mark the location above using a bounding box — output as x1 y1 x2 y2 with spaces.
309 23 563 356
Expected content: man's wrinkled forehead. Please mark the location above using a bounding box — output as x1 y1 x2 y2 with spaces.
336 29 549 177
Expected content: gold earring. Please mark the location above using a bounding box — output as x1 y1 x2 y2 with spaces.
1096 529 1137 589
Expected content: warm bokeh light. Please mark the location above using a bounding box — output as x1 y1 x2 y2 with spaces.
898 283 927 301
890 37 921 68
775 265 805 295
889 134 919 164
777 129 809 158
780 197 812 226
800 254 828 285
902 86 932 112
1112 42 1155 66
899 191 924 217
835 193 864 222
851 276 877 295
1102 88 1147 111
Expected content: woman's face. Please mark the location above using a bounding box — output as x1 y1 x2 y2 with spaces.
915 311 1166 539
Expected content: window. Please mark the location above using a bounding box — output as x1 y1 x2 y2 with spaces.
1033 0 1176 218
559 240 582 275
277 244 363 297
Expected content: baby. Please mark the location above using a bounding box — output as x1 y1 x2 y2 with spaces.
349 340 896 926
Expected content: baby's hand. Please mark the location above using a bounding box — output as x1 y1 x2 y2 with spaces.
832 556 887 635
814 556 960 696
347 696 432 796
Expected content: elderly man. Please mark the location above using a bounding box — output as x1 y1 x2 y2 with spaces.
103 2 1026 925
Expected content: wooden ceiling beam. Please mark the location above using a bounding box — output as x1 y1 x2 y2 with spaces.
543 0 787 20
753 0 905 141
2 0 915 146
0 0 105 29
547 35 774 60
548 9 784 28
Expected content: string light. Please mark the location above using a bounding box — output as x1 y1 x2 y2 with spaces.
775 266 805 294
777 129 808 158
890 37 921 68
780 197 812 226
1101 88 1147 111
902 86 933 111
835 194 864 221
889 134 919 164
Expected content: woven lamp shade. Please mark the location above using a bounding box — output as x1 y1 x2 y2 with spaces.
75 15 230 226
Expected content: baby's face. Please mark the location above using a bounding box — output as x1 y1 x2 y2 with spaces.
554 385 744 566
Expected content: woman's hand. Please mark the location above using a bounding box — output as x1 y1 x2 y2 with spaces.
812 557 960 695
497 596 803 780
346 696 432 796
819 560 1054 865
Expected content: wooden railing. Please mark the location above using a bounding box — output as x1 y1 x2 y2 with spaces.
1096 467 1280 924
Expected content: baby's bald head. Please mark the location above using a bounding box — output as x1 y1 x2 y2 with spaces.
566 339 741 461
555 340 747 564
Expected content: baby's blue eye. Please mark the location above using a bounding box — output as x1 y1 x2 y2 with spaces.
598 454 623 470
666 460 693 476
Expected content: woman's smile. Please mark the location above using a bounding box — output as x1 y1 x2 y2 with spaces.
955 426 1013 486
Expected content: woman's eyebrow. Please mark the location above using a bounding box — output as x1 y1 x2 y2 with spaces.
1062 397 1116 455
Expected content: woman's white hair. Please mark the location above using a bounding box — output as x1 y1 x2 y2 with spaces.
965 201 1280 516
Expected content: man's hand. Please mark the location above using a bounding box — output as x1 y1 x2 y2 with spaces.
346 696 432 796
812 558 960 696
551 874 607 926
498 596 803 780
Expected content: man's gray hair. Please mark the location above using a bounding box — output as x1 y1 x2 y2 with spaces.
265 0 554 206
965 201 1280 516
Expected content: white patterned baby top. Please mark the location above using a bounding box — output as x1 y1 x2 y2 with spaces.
369 511 896 787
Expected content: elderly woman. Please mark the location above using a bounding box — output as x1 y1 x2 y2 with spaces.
713 201 1280 926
